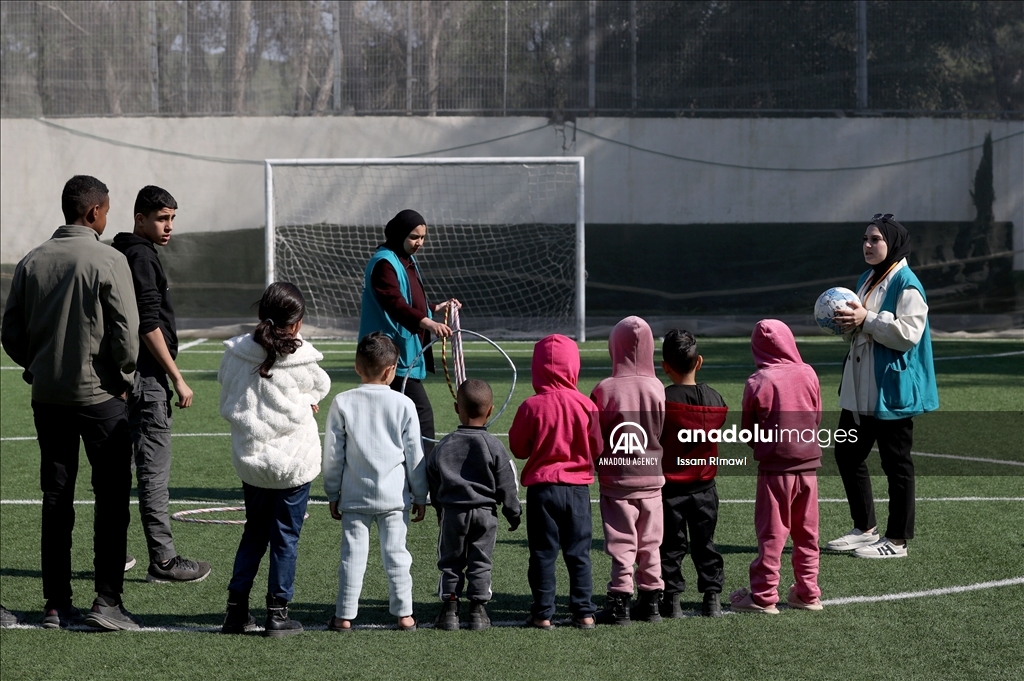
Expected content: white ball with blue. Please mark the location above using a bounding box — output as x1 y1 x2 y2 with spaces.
814 287 860 335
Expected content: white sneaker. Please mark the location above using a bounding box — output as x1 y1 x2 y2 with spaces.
853 537 908 559
825 528 879 552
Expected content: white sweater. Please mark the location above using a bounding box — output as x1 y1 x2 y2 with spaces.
839 259 929 415
322 384 428 513
218 333 332 489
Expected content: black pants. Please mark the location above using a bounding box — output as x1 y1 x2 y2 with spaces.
390 375 435 456
437 506 498 602
526 484 596 620
33 398 133 604
660 483 724 595
834 409 916 540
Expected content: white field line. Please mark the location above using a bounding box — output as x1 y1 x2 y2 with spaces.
2 496 1022 506
4 575 1022 631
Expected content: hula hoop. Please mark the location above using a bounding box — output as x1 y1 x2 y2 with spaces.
402 328 518 443
171 506 309 526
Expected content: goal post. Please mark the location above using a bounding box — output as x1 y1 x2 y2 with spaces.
264 157 586 341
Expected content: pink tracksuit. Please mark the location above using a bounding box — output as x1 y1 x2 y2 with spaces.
590 317 666 594
741 320 823 608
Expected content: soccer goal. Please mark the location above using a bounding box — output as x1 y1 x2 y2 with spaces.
264 157 586 340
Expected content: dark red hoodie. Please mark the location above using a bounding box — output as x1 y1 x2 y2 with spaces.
509 335 601 486
661 384 728 489
741 320 822 473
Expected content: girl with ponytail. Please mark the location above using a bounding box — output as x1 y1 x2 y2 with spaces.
217 282 332 636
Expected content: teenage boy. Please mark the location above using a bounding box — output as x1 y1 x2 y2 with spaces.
112 186 210 584
2 175 142 630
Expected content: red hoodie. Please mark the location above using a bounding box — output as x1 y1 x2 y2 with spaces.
590 316 666 499
509 334 601 486
661 384 729 488
741 319 823 473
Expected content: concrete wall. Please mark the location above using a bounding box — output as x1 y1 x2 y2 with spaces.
2 116 1022 267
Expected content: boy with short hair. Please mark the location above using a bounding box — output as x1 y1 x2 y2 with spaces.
427 378 522 631
2 175 141 630
659 329 728 618
509 334 602 629
112 185 210 584
323 332 428 631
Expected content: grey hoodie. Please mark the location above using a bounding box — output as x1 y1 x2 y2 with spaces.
2 225 140 405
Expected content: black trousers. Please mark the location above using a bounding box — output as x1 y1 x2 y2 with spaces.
526 484 596 620
834 409 916 540
660 483 724 595
390 375 435 456
33 398 133 604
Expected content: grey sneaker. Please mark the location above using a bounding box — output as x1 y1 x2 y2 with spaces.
147 556 212 584
1 604 24 627
42 604 83 629
82 600 142 631
825 528 879 552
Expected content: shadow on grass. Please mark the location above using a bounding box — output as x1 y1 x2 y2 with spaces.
164 487 245 502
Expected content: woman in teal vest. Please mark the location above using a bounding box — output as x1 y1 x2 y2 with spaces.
359 209 460 454
826 214 938 560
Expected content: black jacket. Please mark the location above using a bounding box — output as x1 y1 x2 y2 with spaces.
112 232 178 377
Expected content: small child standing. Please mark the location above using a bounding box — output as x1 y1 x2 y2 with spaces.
731 320 823 614
509 334 603 629
217 283 332 636
658 329 728 618
590 316 666 626
322 332 427 631
427 378 522 631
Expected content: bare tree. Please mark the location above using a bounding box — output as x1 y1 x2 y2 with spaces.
224 0 253 113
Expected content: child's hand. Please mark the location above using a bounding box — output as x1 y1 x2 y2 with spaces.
411 504 426 523
329 500 342 520
311 403 320 414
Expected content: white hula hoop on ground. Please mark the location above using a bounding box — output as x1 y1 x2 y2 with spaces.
171 506 309 526
402 328 518 444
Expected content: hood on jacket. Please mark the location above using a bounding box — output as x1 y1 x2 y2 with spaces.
751 319 803 368
531 334 580 393
608 316 657 378
223 333 323 367
111 231 156 253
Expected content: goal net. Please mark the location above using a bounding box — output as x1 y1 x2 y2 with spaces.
265 157 585 340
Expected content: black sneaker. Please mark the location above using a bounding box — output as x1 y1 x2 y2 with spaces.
82 600 142 631
1 604 24 627
467 600 490 631
147 556 212 584
433 596 459 631
41 603 83 629
702 591 723 618
125 554 136 572
660 592 684 619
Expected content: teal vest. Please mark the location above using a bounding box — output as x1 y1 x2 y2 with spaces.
359 247 432 379
856 267 940 420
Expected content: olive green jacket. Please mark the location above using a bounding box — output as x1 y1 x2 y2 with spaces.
2 225 140 405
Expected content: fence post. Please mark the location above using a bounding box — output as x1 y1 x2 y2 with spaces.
149 0 159 113
588 0 596 116
856 0 867 110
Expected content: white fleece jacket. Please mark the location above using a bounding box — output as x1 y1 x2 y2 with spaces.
218 333 332 489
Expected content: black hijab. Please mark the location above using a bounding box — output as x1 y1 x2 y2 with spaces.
868 215 911 283
384 209 426 253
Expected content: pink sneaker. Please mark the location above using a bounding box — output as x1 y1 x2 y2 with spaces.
787 585 823 611
728 587 779 615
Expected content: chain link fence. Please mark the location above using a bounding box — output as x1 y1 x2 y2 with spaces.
1 1 1021 117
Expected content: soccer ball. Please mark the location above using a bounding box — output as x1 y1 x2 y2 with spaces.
814 287 859 335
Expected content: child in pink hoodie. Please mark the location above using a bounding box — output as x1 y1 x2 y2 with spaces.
731 319 823 614
509 335 603 629
589 317 666 625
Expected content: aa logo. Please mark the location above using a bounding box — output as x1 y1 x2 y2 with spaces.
610 422 648 455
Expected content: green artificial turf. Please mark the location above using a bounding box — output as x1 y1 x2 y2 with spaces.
1 337 1022 681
